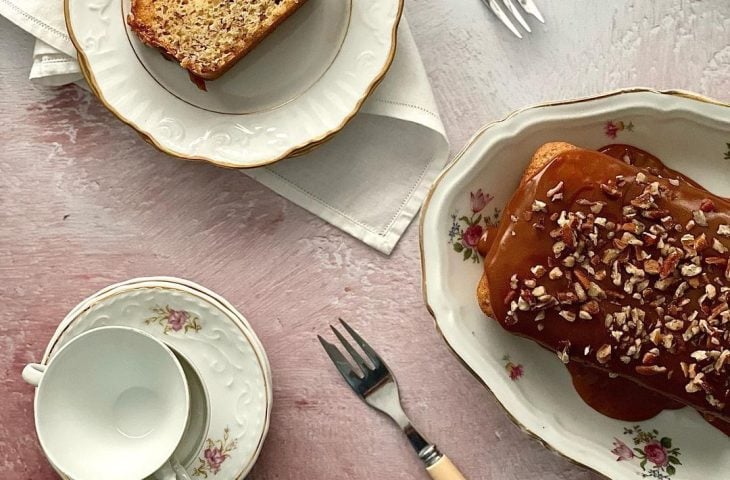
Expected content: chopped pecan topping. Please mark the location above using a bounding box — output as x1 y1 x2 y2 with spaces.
660 251 681 279
714 350 730 372
643 259 661 275
665 319 685 331
705 256 727 266
557 340 571 364
572 269 591 289
600 182 621 198
636 365 667 375
694 234 709 253
692 210 708 227
532 200 547 212
642 348 661 366
596 344 612 364
559 310 576 322
712 238 728 254
530 265 546 278
582 300 600 315
503 290 518 306
642 209 670 220
546 181 564 198
495 159 729 412
700 198 716 212
680 263 703 277
558 291 578 304
631 191 655 209
561 224 575 248
548 267 563 280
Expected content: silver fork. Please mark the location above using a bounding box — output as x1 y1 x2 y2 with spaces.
482 0 545 38
318 319 467 480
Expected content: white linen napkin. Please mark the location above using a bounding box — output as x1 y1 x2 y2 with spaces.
30 39 82 86
0 1 449 254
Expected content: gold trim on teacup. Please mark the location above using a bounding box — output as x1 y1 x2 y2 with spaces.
64 0 404 169
42 281 272 480
418 88 729 479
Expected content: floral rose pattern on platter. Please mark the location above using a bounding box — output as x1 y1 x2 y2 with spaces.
144 305 201 334
612 425 681 479
604 120 635 138
448 189 500 263
193 427 238 478
502 355 524 380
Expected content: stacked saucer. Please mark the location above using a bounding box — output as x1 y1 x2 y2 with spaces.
34 277 272 479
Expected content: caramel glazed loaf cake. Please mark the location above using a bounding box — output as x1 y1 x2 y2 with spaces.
128 0 307 80
478 142 730 423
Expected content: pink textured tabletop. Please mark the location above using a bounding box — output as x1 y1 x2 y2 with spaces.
1 1 729 479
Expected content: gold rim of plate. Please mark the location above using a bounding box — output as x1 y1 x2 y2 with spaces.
418 87 729 479
64 0 405 169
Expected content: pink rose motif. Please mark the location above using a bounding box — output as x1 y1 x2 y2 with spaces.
604 120 624 139
462 224 484 248
204 447 226 474
470 189 493 213
167 309 188 332
507 363 524 380
611 438 634 461
644 440 668 467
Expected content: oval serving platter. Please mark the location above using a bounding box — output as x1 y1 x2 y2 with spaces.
420 89 730 480
65 0 403 168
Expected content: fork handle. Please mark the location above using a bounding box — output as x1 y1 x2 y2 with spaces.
425 454 467 480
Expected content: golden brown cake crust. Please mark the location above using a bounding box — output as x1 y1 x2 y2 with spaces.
477 273 493 317
128 0 307 80
519 142 579 188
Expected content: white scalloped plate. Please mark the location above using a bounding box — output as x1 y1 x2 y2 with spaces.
64 0 402 167
39 278 272 479
420 89 730 480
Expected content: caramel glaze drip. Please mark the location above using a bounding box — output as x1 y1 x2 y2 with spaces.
566 146 686 422
570 145 690 421
703 412 730 436
589 146 730 434
567 362 683 421
483 144 730 427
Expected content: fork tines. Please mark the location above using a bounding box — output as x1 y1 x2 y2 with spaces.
318 319 387 396
483 0 544 39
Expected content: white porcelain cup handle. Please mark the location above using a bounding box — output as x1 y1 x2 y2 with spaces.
22 363 46 387
153 458 192 480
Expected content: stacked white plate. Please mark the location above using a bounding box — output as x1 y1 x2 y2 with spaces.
37 277 272 479
65 0 403 167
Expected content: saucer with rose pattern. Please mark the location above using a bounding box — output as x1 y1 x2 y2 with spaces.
39 278 272 479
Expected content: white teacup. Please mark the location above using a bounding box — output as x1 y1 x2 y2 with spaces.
23 326 191 480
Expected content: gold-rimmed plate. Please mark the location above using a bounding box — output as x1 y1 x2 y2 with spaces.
65 0 403 168
420 89 730 479
38 277 273 479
